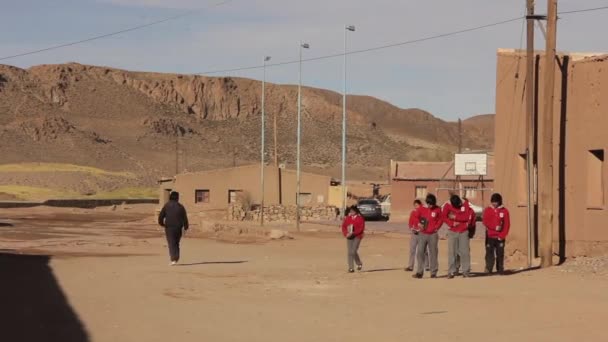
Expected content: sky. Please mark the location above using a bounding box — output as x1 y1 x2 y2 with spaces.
1 0 607 120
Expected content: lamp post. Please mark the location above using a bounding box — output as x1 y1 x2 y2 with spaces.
296 42 310 232
341 25 355 219
261 56 271 226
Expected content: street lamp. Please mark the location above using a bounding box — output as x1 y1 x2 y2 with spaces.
296 42 310 232
341 25 355 220
261 56 271 226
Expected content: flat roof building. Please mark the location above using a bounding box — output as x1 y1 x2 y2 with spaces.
495 49 608 257
158 164 332 213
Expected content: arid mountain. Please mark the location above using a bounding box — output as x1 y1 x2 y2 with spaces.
0 63 494 195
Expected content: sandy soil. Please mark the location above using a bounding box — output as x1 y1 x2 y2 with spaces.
1 205 607 342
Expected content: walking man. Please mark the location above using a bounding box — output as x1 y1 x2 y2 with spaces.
412 194 443 279
158 191 189 265
405 199 429 272
443 195 475 278
483 193 510 274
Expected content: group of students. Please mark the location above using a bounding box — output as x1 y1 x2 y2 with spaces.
341 192 510 278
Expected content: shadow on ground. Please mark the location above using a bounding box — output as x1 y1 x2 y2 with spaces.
0 253 89 342
176 261 248 266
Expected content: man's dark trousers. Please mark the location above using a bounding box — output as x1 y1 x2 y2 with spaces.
165 226 183 262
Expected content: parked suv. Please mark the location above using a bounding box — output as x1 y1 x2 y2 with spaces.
357 198 388 221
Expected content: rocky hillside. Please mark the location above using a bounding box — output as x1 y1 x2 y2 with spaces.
0 63 494 195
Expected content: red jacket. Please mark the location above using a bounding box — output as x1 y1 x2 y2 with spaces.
463 200 477 228
408 207 422 230
443 203 474 233
482 206 510 240
419 206 443 234
342 214 365 239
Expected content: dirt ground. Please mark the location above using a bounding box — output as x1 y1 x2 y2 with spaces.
1 205 607 342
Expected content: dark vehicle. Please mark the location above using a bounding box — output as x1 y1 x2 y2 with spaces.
357 198 388 221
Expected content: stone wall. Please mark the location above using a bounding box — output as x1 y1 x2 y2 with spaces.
227 203 337 222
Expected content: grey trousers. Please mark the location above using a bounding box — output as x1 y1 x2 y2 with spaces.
346 237 363 270
416 233 438 275
408 233 430 269
448 230 471 275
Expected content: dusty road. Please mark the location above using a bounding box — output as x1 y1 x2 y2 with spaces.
1 205 607 342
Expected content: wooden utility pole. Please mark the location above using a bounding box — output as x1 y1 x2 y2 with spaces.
273 109 279 167
175 133 179 175
525 0 536 267
457 118 463 197
539 0 558 268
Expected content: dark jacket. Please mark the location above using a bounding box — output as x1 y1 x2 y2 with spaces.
158 200 189 230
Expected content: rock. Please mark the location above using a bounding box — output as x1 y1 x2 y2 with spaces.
269 229 293 240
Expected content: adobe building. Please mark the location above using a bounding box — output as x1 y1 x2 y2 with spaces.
389 156 494 216
159 164 332 213
494 49 608 257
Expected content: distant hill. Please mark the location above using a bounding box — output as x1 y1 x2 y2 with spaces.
0 63 494 198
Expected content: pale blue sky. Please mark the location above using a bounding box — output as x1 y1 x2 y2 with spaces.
1 0 607 120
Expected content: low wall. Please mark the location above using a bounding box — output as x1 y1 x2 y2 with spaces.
228 204 337 222
0 199 158 209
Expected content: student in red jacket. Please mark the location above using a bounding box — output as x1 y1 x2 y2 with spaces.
412 194 443 279
482 193 510 274
405 200 429 272
443 195 475 278
342 205 365 273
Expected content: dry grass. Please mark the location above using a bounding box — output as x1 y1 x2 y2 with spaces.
88 187 157 199
0 186 156 201
0 185 77 201
0 163 135 178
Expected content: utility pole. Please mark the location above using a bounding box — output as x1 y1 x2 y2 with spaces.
175 133 179 175
261 56 271 227
341 25 356 220
273 102 279 168
457 118 463 198
525 0 536 268
539 0 558 268
296 42 310 232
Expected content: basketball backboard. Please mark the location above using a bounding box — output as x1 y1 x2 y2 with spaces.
454 153 487 176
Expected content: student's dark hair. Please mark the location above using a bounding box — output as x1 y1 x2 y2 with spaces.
169 191 179 201
450 194 462 208
349 205 361 215
491 193 503 206
425 193 437 207
413 199 422 206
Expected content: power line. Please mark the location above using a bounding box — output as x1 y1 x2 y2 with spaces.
198 4 608 76
199 16 525 75
0 0 234 62
558 5 608 15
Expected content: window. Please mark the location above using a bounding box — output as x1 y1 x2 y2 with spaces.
587 149 604 208
195 190 210 203
415 186 427 199
518 153 527 205
297 192 312 205
464 186 477 199
228 190 242 204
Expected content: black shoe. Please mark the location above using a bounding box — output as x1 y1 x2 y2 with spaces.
447 274 455 279
348 269 355 273
412 273 423 279
484 268 493 274
357 264 363 271
430 274 437 279
404 267 414 272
